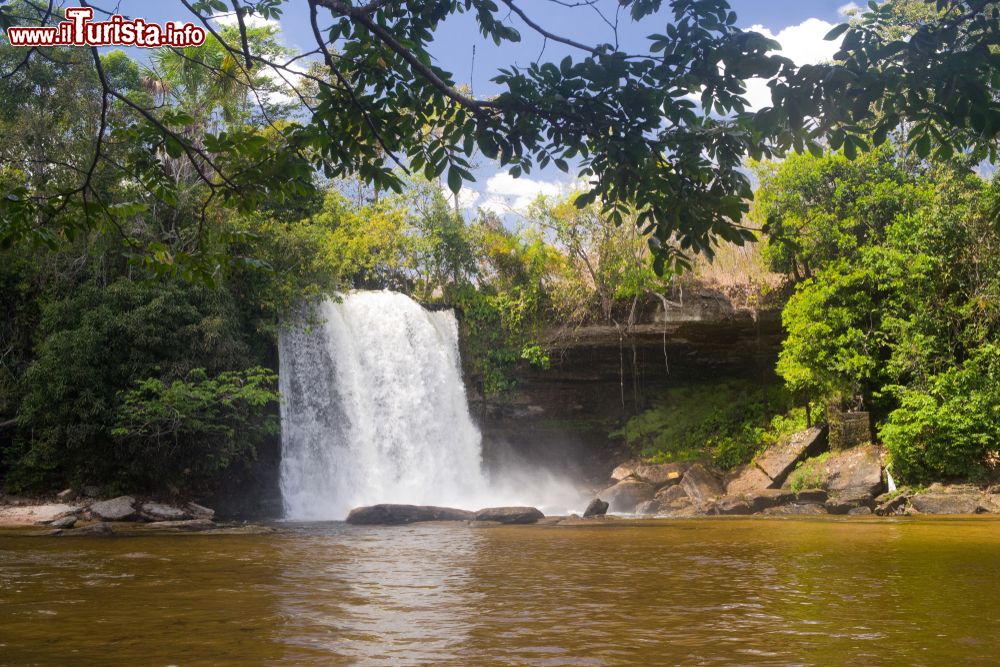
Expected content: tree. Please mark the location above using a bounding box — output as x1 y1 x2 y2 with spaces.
3 0 997 273
775 152 1000 480
750 144 927 279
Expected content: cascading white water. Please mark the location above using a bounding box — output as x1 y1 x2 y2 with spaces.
279 291 495 520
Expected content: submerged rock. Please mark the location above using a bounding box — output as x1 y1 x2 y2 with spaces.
70 522 115 536
90 496 138 521
48 516 77 529
474 507 545 524
583 498 609 518
600 479 656 513
144 519 216 531
762 503 827 516
345 504 475 525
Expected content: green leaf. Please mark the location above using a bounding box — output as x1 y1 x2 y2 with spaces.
824 23 850 41
447 165 463 194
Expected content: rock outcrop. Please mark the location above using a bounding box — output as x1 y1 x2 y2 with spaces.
600 479 656 513
474 507 545 524
680 463 724 503
610 461 689 488
346 504 475 525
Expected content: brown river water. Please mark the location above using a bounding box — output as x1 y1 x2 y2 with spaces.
3 517 1000 666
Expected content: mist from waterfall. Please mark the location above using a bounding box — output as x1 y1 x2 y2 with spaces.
279 291 582 520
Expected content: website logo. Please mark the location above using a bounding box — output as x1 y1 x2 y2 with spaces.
5 8 207 48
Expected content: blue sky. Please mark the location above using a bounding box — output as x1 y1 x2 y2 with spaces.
110 0 862 212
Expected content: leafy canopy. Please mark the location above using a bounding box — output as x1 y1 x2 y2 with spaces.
7 0 997 274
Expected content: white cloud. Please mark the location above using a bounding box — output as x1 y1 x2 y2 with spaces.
742 18 844 110
482 172 562 211
211 12 279 30
838 2 862 16
440 185 481 210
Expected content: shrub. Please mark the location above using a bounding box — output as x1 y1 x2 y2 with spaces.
111 367 279 492
612 380 802 470
880 346 1000 481
788 453 832 492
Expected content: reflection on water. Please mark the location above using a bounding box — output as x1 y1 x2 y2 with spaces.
3 518 1000 665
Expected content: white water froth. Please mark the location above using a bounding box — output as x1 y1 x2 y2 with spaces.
279 291 582 520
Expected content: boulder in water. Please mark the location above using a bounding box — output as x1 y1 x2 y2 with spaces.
583 498 609 518
346 504 475 525
474 507 545 524
48 516 77 529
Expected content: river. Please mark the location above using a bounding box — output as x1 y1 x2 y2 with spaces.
3 517 1000 666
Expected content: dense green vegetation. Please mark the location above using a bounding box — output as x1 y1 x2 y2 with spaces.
1 0 999 497
613 381 808 470
755 150 1000 482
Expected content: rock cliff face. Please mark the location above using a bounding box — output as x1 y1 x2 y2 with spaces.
465 287 785 485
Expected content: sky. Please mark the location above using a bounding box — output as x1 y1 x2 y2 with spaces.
105 0 864 214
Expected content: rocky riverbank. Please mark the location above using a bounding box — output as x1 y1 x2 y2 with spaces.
591 427 1000 518
0 491 267 535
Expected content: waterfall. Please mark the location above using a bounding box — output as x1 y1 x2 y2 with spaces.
279 291 492 520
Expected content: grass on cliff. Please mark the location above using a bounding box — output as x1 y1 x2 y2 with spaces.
611 379 808 470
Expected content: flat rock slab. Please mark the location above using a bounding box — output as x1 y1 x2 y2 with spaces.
0 503 79 526
141 502 189 521
90 496 138 521
762 503 827 516
909 493 981 515
474 507 545 524
346 504 475 525
755 427 827 486
143 519 217 531
726 465 775 496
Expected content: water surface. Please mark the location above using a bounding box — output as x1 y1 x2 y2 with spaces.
3 517 999 666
